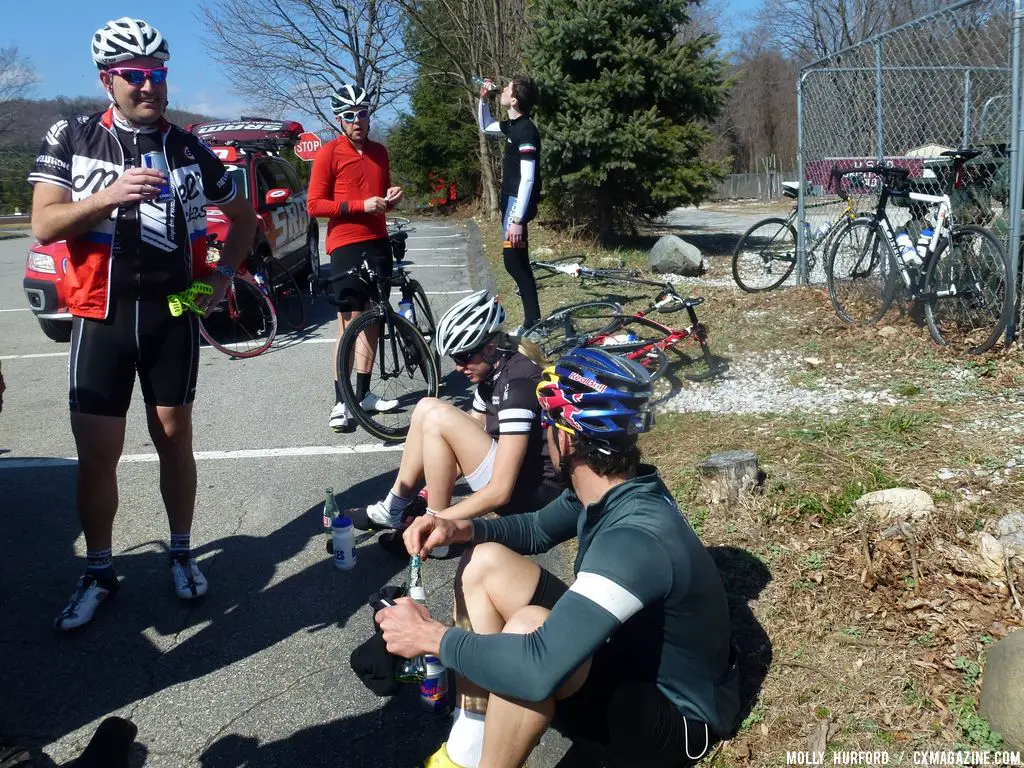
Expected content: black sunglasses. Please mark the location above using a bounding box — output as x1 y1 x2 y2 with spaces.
451 346 485 365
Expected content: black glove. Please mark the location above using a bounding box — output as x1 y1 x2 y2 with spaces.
350 585 407 697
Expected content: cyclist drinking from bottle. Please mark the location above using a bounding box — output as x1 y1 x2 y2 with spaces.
348 290 561 556
377 348 741 768
306 84 405 432
29 17 258 630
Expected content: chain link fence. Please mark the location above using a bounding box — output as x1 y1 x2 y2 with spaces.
796 0 1024 339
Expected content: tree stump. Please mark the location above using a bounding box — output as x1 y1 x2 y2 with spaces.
697 450 763 505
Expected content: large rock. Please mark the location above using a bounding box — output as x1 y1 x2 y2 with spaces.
647 235 704 276
980 629 1024 749
854 488 936 526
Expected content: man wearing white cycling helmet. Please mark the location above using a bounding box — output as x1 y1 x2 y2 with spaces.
379 348 741 768
28 18 257 630
307 84 405 431
348 290 561 555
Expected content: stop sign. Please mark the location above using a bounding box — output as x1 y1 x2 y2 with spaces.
294 132 323 161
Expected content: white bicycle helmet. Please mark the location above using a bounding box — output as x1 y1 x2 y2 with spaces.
331 84 370 115
92 18 170 68
435 290 506 356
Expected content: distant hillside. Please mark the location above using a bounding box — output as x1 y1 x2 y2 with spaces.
0 97 221 213
0 97 219 149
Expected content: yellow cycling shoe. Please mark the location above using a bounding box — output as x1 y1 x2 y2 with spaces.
419 743 465 768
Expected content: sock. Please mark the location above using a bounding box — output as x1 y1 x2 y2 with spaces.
169 533 191 558
383 490 410 514
334 379 345 404
86 548 114 578
446 708 485 768
355 372 371 402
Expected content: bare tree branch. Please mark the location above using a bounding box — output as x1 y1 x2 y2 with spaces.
0 46 40 138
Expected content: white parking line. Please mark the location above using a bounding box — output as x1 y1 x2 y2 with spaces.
403 264 465 268
406 247 463 252
425 290 473 295
0 351 67 360
0 308 29 312
0 443 406 470
408 235 462 240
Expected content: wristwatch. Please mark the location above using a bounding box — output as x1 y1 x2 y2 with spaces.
509 215 523 225
214 264 236 279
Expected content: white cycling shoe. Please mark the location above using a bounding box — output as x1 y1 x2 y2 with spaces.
329 402 350 431
360 392 399 412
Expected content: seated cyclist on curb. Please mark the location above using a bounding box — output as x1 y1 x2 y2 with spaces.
348 290 562 557
376 348 742 768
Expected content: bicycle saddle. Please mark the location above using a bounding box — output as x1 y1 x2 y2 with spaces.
940 148 982 161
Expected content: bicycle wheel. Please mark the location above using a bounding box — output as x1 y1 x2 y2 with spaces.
522 301 622 359
924 225 1010 354
732 217 797 292
337 308 439 442
262 257 307 331
200 277 277 358
826 217 897 325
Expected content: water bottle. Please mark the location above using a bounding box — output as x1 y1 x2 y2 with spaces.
471 76 498 92
323 487 339 532
398 298 416 324
332 514 356 570
395 556 428 682
895 229 921 266
916 226 934 259
814 223 830 242
419 655 451 714
803 221 812 243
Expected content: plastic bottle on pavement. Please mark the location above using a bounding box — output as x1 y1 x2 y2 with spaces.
332 514 356 570
895 229 921 266
419 655 451 714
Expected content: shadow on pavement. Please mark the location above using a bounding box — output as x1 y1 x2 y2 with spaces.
198 694 450 767
0 460 410 759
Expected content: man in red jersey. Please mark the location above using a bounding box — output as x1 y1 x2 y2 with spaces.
307 84 404 431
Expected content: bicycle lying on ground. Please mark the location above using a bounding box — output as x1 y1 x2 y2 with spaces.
522 277 719 381
826 149 1011 355
731 170 855 292
313 256 439 442
531 254 641 283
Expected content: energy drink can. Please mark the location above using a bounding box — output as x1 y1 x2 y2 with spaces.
419 655 451 714
141 151 172 202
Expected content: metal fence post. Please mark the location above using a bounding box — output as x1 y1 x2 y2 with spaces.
962 69 973 146
797 72 807 284
1008 0 1024 342
875 41 884 160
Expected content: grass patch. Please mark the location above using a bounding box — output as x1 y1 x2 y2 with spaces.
473 207 1024 763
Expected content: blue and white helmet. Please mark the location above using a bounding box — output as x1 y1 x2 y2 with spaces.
92 18 169 68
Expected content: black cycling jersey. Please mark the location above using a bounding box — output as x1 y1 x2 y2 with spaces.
471 350 557 485
499 115 541 220
440 466 742 739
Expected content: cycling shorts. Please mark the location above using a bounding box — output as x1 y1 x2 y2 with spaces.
68 298 200 417
462 438 562 516
329 238 393 312
529 569 719 768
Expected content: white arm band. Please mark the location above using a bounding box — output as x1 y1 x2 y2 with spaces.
478 100 502 135
512 158 536 219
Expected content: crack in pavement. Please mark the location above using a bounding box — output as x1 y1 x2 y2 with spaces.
194 662 331 759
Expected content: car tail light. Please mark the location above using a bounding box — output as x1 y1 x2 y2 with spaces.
27 250 56 274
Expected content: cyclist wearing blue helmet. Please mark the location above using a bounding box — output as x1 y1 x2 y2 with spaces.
378 348 741 768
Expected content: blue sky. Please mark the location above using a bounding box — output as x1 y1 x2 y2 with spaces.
6 0 760 132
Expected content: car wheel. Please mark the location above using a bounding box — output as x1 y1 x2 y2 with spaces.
306 227 320 281
38 318 72 343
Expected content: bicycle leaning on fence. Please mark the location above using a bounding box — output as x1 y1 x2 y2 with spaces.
522 277 720 382
825 148 1011 355
731 170 855 292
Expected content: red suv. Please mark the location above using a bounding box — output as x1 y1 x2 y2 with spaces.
23 118 319 342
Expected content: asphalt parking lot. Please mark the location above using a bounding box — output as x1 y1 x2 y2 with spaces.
0 221 572 766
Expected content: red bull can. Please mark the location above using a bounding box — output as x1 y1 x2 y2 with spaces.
419 655 450 714
142 151 172 202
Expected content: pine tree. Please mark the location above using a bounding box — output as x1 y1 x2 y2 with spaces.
527 0 728 239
